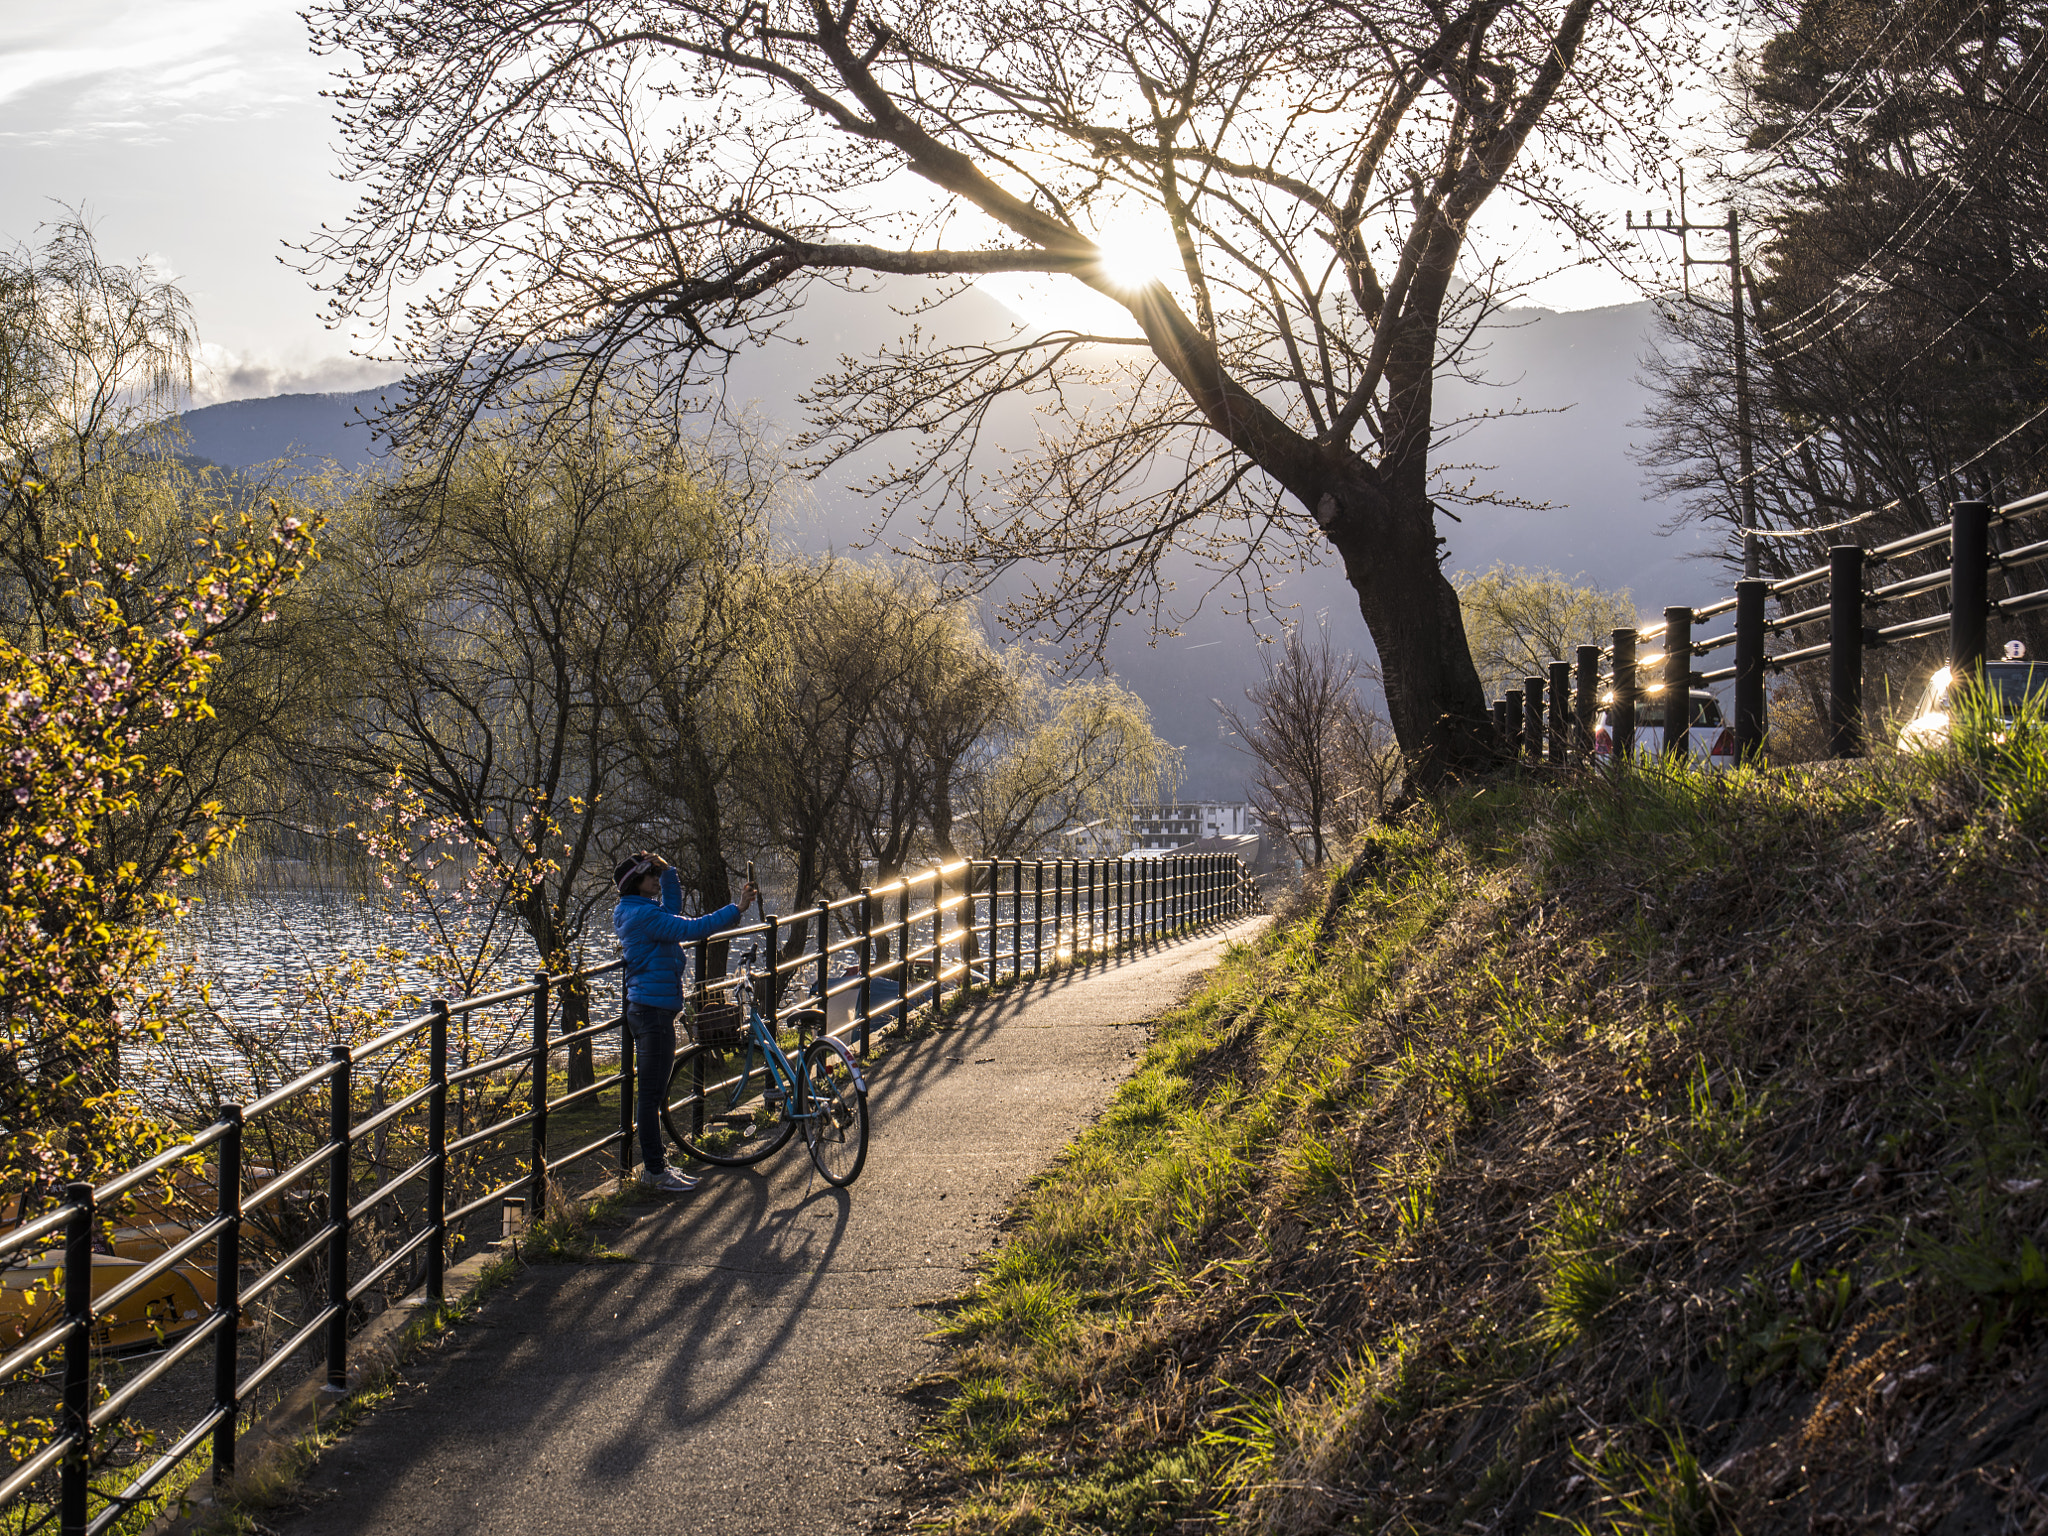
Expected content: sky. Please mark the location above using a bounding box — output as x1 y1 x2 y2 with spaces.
0 1 1683 406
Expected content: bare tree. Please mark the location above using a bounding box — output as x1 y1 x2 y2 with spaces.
305 0 1700 783
1218 623 1387 866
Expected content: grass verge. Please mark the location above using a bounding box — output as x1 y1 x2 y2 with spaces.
913 703 2048 1534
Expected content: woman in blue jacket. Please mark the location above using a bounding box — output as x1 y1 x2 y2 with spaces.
611 853 758 1193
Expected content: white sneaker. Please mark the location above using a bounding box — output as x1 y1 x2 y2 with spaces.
642 1168 700 1194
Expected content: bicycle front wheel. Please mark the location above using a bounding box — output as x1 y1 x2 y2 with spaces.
801 1036 869 1187
664 1042 795 1166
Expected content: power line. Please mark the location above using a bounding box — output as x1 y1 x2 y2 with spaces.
1740 25 2045 358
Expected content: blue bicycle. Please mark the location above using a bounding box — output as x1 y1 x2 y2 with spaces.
662 959 870 1186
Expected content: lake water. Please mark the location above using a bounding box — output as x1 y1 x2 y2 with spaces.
146 889 561 1098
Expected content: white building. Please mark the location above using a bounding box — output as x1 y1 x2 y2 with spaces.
1127 801 1252 853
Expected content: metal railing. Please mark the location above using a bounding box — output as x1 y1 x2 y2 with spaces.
1483 492 2048 766
1 851 1255 1536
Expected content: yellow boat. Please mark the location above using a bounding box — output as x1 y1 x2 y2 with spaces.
1 1216 224 1354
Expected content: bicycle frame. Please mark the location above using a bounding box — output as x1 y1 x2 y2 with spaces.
718 968 826 1125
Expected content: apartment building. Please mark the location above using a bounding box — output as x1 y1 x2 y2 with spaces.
1127 801 1252 853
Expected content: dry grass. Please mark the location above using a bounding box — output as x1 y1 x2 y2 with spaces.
907 690 2048 1535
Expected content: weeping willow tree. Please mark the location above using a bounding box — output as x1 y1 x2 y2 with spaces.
0 216 316 1197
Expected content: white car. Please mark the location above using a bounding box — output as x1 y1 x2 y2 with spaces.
1897 650 2048 749
1591 688 1736 768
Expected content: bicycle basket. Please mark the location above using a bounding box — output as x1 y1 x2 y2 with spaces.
691 1002 747 1048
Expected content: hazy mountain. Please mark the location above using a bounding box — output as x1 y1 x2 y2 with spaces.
173 286 1719 797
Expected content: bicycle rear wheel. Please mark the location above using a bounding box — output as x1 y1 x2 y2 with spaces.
664 1042 795 1166
801 1036 869 1187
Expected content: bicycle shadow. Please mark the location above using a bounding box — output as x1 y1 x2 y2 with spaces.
569 1164 857 1480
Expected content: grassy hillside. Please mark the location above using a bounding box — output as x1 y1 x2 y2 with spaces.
914 707 2048 1534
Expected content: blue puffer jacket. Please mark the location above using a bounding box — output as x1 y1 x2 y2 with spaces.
612 867 743 1008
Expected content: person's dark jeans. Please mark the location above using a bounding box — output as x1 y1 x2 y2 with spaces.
625 1003 678 1174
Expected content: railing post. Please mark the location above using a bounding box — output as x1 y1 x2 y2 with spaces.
1829 544 1865 758
1523 675 1545 767
858 886 874 1058
981 861 996 976
426 1001 448 1303
1734 577 1769 764
1049 859 1063 964
1547 660 1570 767
1503 689 1523 762
1611 628 1638 760
60 1182 93 1536
529 970 550 1219
764 914 781 1025
1086 857 1097 955
934 865 948 1003
324 1044 351 1392
212 1103 243 1486
1489 699 1507 757
1574 645 1600 760
616 978 635 1181
1662 606 1694 759
897 882 910 1013
1032 860 1045 974
1951 498 1991 681
1009 861 1023 980
815 899 831 1008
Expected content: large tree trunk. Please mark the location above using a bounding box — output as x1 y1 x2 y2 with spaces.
1313 459 1491 790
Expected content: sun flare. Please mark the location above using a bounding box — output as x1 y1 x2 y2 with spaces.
1091 228 1180 292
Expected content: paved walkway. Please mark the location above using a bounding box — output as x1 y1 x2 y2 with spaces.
274 919 1266 1536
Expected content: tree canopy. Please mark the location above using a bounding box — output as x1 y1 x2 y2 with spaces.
1640 0 2048 578
306 0 1706 780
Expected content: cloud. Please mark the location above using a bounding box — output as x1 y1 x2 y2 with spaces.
193 343 403 406
0 1 319 144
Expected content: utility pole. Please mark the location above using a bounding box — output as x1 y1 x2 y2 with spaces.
1630 171 1760 578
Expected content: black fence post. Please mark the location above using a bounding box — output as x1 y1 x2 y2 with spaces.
1829 544 1865 758
896 882 910 1011
1032 860 1045 973
616 981 635 1181
1734 577 1768 764
982 862 997 976
1547 660 1570 767
858 886 874 1057
1111 858 1123 950
1523 675 1544 766
530 971 549 1218
1663 606 1693 759
325 1044 351 1392
1611 628 1638 760
1574 645 1600 760
814 899 831 1008
212 1103 242 1485
426 1001 448 1303
1951 498 1991 680
1490 699 1509 756
61 1181 93 1536
1504 689 1523 761
1009 861 1023 979
932 865 948 1004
